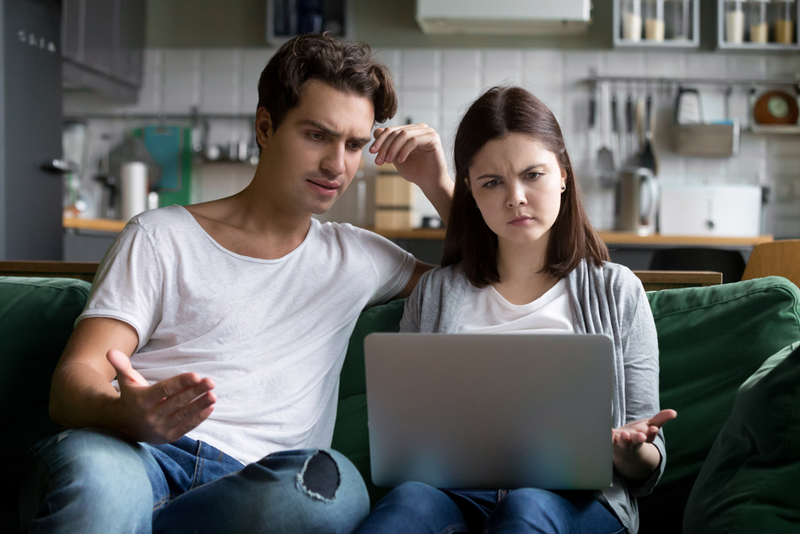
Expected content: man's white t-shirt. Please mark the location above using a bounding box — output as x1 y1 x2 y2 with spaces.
78 205 416 464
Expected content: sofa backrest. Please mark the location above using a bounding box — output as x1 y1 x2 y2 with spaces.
0 276 92 530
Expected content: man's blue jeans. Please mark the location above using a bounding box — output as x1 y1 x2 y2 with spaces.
354 481 626 534
20 428 370 534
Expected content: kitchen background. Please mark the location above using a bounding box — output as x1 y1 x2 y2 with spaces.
56 0 800 260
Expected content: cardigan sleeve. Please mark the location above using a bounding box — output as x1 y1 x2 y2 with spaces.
618 277 666 497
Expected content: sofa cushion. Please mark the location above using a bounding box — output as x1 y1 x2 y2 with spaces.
333 299 404 507
0 277 91 524
682 341 800 533
638 276 800 533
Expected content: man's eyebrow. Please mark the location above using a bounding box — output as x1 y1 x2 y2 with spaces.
302 120 371 145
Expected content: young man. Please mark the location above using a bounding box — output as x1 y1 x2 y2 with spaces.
21 34 453 534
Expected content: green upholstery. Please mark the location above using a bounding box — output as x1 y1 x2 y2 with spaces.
0 277 92 528
637 276 800 533
682 341 800 533
332 299 405 507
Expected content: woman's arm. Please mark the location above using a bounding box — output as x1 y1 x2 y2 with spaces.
612 409 677 480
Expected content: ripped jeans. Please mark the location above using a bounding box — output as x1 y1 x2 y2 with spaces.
20 428 370 534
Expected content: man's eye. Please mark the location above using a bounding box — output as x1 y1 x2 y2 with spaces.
309 132 323 140
348 142 363 150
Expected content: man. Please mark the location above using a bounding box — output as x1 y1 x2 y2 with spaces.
21 33 452 534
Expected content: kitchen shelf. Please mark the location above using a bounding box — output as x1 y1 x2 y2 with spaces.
748 124 800 134
717 0 800 50
613 0 700 49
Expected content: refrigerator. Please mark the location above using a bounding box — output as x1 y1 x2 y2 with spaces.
0 0 64 260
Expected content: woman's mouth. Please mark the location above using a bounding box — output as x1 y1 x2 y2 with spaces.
508 216 533 227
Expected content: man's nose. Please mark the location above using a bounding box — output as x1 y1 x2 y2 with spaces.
321 144 346 177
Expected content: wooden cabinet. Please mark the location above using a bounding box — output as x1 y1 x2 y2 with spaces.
61 0 146 103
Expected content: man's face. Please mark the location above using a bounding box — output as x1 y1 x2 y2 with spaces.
257 80 375 216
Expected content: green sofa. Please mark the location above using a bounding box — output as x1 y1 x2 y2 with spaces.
3 274 800 533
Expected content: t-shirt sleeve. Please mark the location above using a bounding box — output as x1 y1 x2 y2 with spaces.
77 221 163 351
354 228 416 307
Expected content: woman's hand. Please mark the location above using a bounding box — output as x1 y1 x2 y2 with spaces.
612 409 677 480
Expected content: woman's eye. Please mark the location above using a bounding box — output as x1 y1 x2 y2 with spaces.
525 172 541 180
482 180 499 188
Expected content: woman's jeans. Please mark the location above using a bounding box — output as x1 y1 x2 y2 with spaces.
354 481 626 534
20 428 370 534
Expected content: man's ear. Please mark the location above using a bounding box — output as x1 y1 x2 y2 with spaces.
255 108 272 149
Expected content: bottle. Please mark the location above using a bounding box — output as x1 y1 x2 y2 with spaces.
725 0 746 43
644 0 666 41
622 0 643 41
775 0 796 44
748 0 770 43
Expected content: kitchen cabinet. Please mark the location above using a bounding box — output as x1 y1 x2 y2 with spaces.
718 0 799 49
265 0 350 45
614 0 700 48
61 0 146 103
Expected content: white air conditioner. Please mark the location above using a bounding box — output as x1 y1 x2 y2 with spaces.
416 0 592 35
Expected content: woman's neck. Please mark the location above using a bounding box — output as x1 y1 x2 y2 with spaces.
493 239 558 305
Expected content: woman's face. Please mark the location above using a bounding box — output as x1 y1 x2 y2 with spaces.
467 133 566 247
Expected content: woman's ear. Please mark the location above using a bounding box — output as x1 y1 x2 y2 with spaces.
463 176 471 192
255 108 272 149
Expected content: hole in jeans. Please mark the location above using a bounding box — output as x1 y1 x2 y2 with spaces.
297 450 340 502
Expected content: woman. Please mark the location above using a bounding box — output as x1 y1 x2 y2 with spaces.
355 86 676 534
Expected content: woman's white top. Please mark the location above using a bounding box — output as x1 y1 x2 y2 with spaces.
458 279 575 333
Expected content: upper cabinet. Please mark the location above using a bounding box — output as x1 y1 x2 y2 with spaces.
266 0 349 45
61 0 146 103
718 0 799 50
614 0 700 47
415 0 592 35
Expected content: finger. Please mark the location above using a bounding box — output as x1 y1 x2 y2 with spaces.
647 409 678 429
395 131 438 163
107 350 149 387
166 391 217 437
378 127 432 165
158 377 216 416
370 125 405 154
143 372 207 405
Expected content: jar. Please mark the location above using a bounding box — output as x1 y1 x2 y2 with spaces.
775 0 796 44
644 0 666 40
666 0 692 40
725 0 746 43
622 0 643 41
748 0 770 43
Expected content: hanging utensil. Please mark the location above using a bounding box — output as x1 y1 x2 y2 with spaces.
596 83 616 189
639 93 658 174
625 90 635 165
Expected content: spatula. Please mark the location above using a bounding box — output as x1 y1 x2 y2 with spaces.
596 88 616 189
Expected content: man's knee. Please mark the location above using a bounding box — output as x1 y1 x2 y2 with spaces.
21 428 153 532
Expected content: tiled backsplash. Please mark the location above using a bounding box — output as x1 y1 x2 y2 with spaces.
64 47 800 237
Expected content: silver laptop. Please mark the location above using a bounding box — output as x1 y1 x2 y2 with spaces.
364 333 614 490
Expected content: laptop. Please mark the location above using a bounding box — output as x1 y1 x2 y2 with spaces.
364 333 614 490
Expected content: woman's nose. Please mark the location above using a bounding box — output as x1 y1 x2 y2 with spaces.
506 182 527 208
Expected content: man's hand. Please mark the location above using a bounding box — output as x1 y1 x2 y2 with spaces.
612 409 677 480
370 123 454 223
107 349 216 444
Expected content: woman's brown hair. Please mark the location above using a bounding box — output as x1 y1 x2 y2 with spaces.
443 86 608 287
256 33 397 145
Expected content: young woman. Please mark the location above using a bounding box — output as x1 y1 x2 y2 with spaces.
355 86 676 534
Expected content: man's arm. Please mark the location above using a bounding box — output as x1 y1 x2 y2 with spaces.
369 123 454 224
50 317 216 444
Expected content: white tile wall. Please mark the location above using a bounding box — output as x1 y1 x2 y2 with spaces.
64 45 800 237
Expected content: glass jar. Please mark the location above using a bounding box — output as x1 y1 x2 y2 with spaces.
774 0 796 44
725 0 746 43
644 0 666 40
666 0 692 40
748 0 770 43
622 0 643 41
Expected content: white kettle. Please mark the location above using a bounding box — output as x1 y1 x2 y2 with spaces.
614 167 659 235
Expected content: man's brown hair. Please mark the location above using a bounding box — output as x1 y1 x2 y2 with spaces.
443 86 609 287
256 33 397 143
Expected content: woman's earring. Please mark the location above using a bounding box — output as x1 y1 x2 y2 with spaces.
561 185 566 192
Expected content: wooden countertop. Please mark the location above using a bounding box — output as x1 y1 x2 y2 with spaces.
373 228 774 247
64 218 774 247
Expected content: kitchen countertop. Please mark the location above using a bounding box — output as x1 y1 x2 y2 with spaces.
64 218 774 247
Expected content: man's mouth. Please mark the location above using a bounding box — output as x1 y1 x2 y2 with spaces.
307 179 340 197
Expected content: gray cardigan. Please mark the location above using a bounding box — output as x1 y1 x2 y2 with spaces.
399 259 665 534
